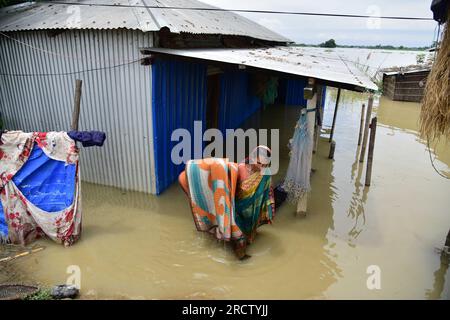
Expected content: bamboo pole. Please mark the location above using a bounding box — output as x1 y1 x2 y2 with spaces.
365 117 377 186
357 103 366 146
328 140 336 159
329 87 341 142
0 247 44 263
359 94 374 162
71 79 82 131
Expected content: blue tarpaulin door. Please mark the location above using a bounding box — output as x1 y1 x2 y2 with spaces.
152 59 207 194
283 78 327 109
218 70 262 133
285 78 308 106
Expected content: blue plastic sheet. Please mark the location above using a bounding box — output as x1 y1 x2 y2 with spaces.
218 70 262 133
0 201 7 239
152 58 207 194
12 145 76 212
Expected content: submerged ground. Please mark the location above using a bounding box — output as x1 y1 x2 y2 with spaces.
1 89 449 299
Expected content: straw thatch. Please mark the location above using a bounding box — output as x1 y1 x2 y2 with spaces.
419 10 450 142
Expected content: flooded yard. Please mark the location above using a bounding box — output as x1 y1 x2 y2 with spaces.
1 89 449 299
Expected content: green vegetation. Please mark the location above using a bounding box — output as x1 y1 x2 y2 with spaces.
416 53 426 64
24 288 53 300
294 40 431 51
319 39 337 48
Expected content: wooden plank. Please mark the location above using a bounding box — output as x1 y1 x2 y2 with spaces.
365 117 377 186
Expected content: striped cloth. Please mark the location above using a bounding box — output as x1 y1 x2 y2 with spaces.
184 158 245 242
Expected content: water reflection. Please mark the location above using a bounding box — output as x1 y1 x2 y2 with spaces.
347 151 368 244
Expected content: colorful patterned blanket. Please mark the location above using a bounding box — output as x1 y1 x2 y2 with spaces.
0 131 81 246
183 158 244 242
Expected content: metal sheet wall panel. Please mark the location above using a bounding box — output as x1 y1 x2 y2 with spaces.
151 58 207 194
218 70 262 132
285 79 327 108
0 29 156 194
285 78 307 106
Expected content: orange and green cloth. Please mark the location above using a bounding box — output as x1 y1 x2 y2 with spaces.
180 157 274 245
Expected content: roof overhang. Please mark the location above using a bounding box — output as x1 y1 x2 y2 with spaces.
141 46 378 92
0 1 290 43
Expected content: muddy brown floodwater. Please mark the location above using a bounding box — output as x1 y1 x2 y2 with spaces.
1 89 449 299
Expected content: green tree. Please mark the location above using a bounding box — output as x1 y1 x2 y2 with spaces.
319 39 337 48
416 53 425 64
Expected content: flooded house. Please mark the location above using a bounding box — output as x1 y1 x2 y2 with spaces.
0 0 376 197
382 66 431 102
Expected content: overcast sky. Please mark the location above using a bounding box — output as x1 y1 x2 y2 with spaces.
202 0 437 46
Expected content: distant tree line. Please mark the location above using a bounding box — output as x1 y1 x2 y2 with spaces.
295 38 432 51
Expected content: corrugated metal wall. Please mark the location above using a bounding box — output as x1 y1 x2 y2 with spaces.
218 70 262 132
285 78 308 106
0 29 156 193
151 58 207 194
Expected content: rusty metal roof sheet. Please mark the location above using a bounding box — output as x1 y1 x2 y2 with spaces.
0 0 290 42
144 46 379 91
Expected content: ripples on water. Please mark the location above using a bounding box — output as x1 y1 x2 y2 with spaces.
1 89 449 299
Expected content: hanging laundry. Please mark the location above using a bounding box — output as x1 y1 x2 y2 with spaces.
0 131 81 246
179 146 275 259
281 108 314 203
67 130 106 147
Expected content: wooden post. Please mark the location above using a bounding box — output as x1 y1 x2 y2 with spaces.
71 79 82 131
365 117 377 186
313 84 323 154
445 228 450 248
329 87 341 142
359 94 374 162
328 140 336 159
297 78 316 216
357 103 366 146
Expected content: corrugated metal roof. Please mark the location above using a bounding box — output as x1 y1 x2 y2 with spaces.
382 66 431 76
144 46 379 91
0 0 290 42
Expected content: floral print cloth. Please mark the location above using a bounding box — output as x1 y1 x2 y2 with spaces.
0 131 81 246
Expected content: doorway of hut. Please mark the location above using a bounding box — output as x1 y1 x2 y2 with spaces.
151 57 325 194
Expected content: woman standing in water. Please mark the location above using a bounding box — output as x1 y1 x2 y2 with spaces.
234 146 275 258
179 145 275 260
